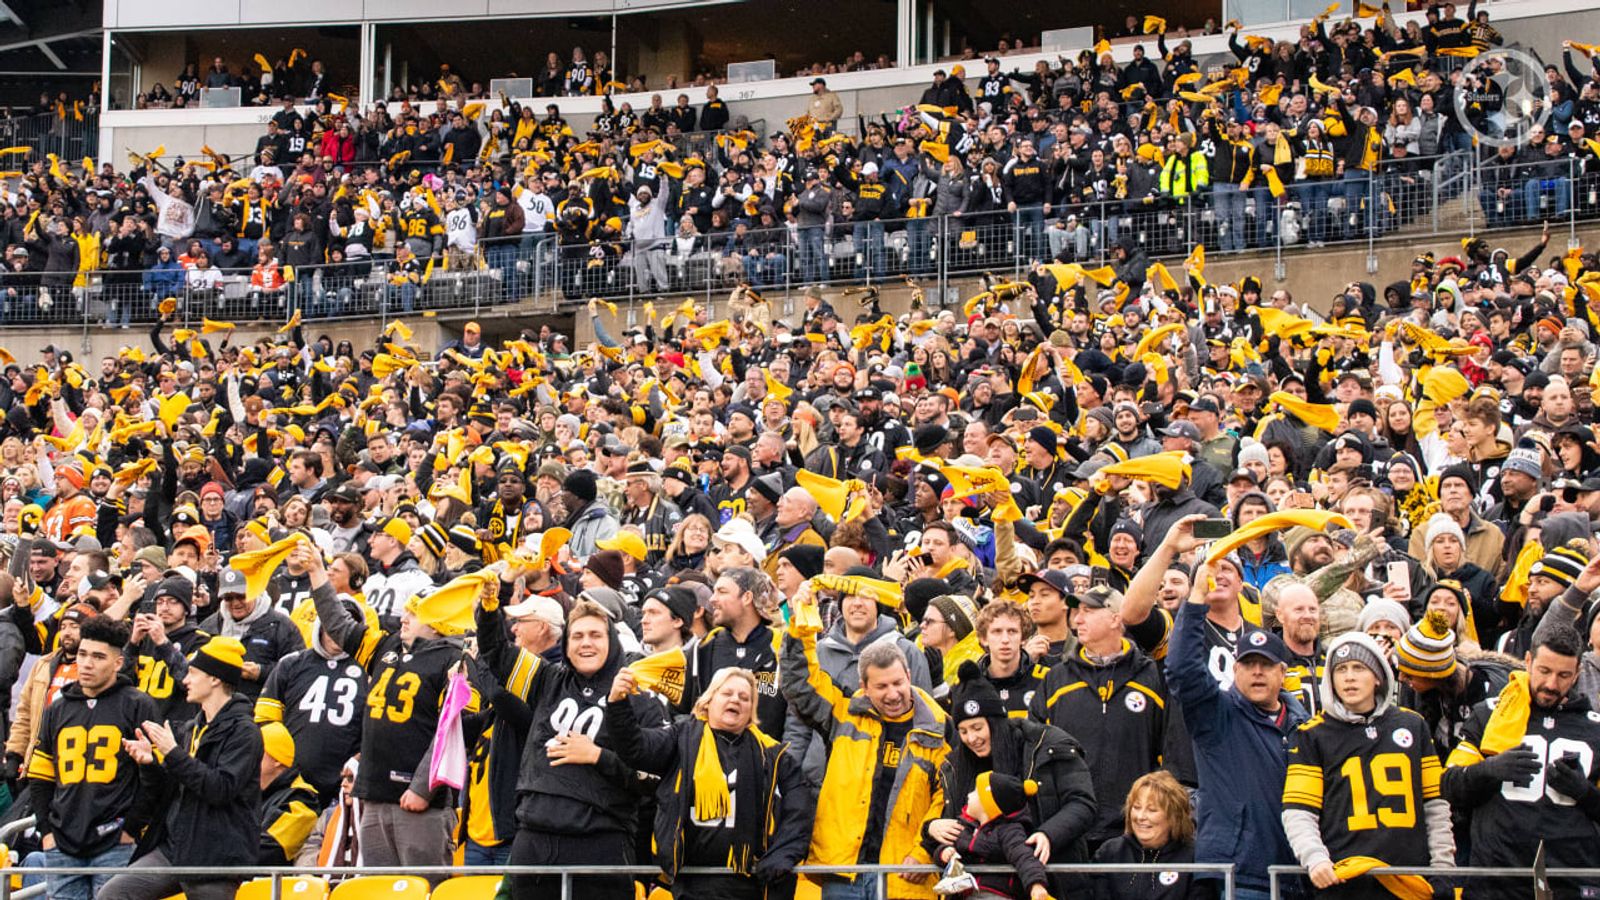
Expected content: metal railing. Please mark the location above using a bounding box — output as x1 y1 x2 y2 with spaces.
0 861 1235 900
0 112 98 163
2 148 1592 336
1269 864 1600 900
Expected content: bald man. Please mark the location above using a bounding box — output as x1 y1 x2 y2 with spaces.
767 488 826 577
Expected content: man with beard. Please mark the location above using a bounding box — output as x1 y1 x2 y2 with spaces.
197 567 303 702
1264 526 1386 640
858 388 912 456
124 576 209 724
321 484 370 555
833 406 889 480
1443 625 1600 895
360 518 434 631
478 463 532 557
1274 584 1325 715
711 444 756 526
1109 402 1162 459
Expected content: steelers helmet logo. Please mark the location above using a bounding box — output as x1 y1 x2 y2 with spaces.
489 518 505 538
1159 873 1179 886
1335 645 1351 658
1392 729 1414 749
964 700 980 716
1126 693 1147 713
1249 631 1268 647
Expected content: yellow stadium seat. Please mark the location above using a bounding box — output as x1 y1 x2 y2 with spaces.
237 878 329 900
328 876 430 900
429 875 504 900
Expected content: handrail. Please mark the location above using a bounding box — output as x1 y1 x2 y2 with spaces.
0 861 1236 900
1268 863 1600 900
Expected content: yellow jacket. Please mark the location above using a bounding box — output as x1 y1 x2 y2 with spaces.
781 631 949 898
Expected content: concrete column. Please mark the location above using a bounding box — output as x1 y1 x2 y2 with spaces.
896 0 914 67
359 21 376 105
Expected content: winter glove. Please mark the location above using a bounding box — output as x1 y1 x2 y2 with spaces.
1472 747 1542 788
1545 755 1600 818
2 751 21 784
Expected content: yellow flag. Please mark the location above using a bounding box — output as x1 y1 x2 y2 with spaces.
1143 15 1167 33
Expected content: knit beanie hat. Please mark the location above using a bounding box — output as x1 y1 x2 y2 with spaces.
975 771 1037 819
585 550 626 591
1397 610 1457 679
1423 513 1466 550
1326 633 1390 699
191 635 246 686
260 721 296 767
1438 463 1479 496
950 661 1006 723
780 544 826 581
1531 543 1589 588
1357 597 1411 635
902 577 951 621
929 594 978 640
563 468 598 504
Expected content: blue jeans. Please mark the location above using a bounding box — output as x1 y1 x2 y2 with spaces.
905 217 932 273
1251 185 1277 247
46 841 134 900
798 225 827 283
1525 177 1571 220
1212 182 1247 252
463 840 512 867
1014 205 1045 261
1342 170 1373 238
1480 187 1523 227
387 282 416 313
820 875 882 900
1296 182 1331 242
487 241 517 300
853 220 884 279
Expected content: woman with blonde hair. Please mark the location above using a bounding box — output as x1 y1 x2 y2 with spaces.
1091 770 1199 899
606 666 813 900
661 513 713 576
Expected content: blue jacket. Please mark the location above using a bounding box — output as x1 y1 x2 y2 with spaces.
1236 542 1291 591
1167 601 1307 891
143 258 184 296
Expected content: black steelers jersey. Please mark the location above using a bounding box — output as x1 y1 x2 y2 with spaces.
1284 706 1442 867
256 648 368 799
27 681 159 857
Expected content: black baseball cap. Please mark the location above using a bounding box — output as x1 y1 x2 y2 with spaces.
1236 628 1289 665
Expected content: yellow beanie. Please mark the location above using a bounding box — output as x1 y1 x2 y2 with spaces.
191 635 246 686
260 721 295 767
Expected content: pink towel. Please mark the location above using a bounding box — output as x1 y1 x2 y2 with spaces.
428 670 471 791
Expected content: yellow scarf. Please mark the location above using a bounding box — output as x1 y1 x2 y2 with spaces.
1331 857 1432 900
1269 391 1340 433
1479 671 1532 756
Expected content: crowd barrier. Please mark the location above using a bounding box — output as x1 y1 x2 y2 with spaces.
9 150 1592 336
0 112 98 165
0 862 1237 900
1268 863 1600 900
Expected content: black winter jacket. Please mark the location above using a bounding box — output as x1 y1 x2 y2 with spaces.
607 701 814 897
134 693 263 867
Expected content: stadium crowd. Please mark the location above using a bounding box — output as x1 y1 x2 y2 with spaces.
22 0 1600 330
3 4 1600 900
